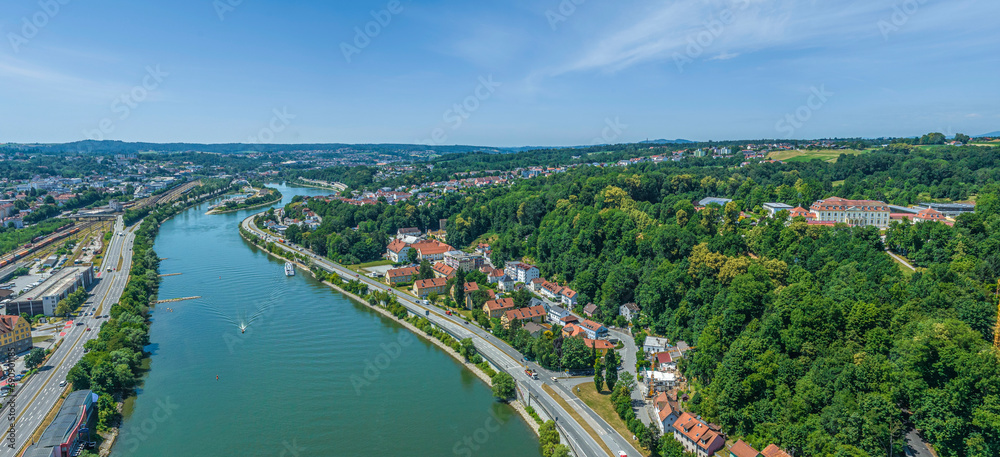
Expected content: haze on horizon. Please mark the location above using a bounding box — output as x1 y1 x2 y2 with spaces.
1 0 998 147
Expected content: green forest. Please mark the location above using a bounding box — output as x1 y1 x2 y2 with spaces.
291 142 1000 457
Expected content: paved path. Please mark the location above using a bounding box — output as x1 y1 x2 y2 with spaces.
886 250 916 271
243 214 642 457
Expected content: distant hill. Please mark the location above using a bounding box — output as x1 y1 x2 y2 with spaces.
976 131 1000 138
639 139 696 144
0 140 535 156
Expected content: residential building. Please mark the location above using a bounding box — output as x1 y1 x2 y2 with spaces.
787 206 814 220
385 266 419 285
673 412 726 457
547 305 570 325
654 392 680 435
730 440 760 457
761 444 792 457
809 196 890 228
0 315 32 355
410 240 454 262
397 227 421 237
501 305 546 328
583 338 615 356
432 262 456 279
578 319 608 339
562 323 584 338
443 250 479 271
496 275 516 292
560 287 577 306
412 277 449 298
504 262 539 283
655 394 679 433
483 297 516 319
620 302 640 321
762 202 793 217
643 336 670 354
653 352 675 371
522 322 546 338
463 282 479 309
386 239 411 262
582 303 598 317
7 266 94 316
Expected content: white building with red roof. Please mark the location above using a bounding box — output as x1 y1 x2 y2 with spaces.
809 196 890 228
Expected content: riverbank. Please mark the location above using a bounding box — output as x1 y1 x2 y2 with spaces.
206 187 282 215
239 226 541 437
289 178 341 191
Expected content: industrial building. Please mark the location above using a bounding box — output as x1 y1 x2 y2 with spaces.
6 266 94 317
22 390 98 457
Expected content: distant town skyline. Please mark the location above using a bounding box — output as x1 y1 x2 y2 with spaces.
1 0 997 146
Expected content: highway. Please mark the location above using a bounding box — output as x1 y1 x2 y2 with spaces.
243 214 641 457
1 216 138 457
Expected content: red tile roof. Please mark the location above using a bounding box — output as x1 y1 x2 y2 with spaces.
484 297 516 312
387 266 419 278
504 305 546 322
584 338 615 350
731 440 759 457
672 412 723 453
810 196 888 212
387 239 409 253
433 263 456 277
414 277 448 289
761 444 791 457
411 240 454 256
464 282 479 293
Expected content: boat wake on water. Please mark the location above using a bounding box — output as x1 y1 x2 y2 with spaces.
196 277 286 335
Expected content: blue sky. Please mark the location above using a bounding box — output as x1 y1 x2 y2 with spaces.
1 0 998 146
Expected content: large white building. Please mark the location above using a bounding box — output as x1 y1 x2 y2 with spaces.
809 196 890 228
504 262 539 283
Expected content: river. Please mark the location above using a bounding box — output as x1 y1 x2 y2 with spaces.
112 183 542 457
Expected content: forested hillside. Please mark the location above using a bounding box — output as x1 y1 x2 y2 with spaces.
297 143 1000 457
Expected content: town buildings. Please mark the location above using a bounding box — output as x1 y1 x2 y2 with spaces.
483 297 516 318
504 262 539 283
672 412 726 457
412 277 448 298
6 266 94 316
501 305 546 329
0 315 32 355
385 266 419 285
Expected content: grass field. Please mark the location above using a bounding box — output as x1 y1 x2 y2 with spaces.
573 383 650 455
767 148 869 163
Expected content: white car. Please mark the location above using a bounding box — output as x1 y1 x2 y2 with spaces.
59 381 67 387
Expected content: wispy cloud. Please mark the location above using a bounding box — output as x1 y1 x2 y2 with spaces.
709 51 740 61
